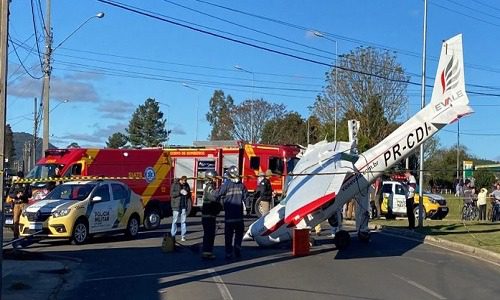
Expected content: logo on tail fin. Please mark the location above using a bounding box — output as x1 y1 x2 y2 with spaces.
440 56 460 94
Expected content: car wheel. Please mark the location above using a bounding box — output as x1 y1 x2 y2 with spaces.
126 215 140 239
144 208 161 230
72 219 89 245
414 206 426 220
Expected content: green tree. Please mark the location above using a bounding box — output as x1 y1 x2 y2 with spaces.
232 99 286 143
206 90 235 140
474 168 496 190
261 112 306 145
313 47 409 149
127 98 169 147
106 132 128 149
5 124 15 168
67 142 80 148
425 145 472 189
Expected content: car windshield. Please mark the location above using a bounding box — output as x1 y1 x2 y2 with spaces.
45 184 97 201
26 164 64 179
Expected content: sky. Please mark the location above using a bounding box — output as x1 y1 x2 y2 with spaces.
5 0 500 162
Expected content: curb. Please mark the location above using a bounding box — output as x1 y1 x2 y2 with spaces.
341 220 500 266
377 225 500 267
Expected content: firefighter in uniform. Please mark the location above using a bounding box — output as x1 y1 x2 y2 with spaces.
213 165 249 259
201 170 221 260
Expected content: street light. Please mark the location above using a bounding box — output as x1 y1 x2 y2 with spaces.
42 11 105 154
182 83 200 142
313 31 338 141
234 65 255 143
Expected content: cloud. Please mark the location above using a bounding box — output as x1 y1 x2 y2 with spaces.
7 77 41 98
57 122 128 146
170 124 186 135
98 100 135 120
7 74 100 102
51 77 99 102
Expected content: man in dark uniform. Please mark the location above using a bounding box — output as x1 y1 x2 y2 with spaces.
253 170 273 215
9 171 32 242
201 170 221 260
213 165 249 259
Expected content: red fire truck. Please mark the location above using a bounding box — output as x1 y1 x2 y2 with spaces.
26 141 301 230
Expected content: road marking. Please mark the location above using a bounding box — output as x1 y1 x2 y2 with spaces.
206 269 233 300
85 270 193 282
392 273 446 299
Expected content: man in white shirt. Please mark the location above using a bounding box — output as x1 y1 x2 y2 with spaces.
404 171 417 230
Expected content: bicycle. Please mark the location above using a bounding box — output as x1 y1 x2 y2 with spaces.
461 200 479 221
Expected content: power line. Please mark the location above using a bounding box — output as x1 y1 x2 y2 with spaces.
471 0 500 13
430 1 500 28
192 0 500 75
442 0 500 21
162 0 337 58
8 34 43 79
30 0 43 68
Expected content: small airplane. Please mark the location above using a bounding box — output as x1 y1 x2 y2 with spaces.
244 34 472 248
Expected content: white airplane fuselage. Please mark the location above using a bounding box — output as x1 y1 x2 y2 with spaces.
246 34 472 246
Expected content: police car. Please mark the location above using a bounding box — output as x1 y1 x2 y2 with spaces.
19 180 144 244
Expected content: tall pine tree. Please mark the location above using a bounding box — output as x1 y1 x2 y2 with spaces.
127 98 169 147
206 90 234 140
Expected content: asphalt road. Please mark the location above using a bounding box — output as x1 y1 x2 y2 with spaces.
6 217 500 300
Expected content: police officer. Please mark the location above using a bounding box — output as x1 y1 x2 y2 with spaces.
9 171 32 242
253 169 273 215
213 165 249 259
201 170 221 260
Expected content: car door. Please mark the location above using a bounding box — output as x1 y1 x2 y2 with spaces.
111 183 129 229
89 183 114 233
392 183 408 214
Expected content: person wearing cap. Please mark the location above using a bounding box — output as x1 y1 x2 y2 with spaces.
212 165 249 259
201 170 221 260
170 176 191 241
253 169 273 215
9 171 32 242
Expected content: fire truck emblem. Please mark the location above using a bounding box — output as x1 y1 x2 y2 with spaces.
144 167 156 183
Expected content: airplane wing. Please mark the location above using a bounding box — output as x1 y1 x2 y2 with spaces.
283 141 354 226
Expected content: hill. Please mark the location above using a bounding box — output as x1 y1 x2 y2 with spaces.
12 132 57 168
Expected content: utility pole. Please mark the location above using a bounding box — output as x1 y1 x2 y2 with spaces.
0 0 10 291
42 0 52 154
33 97 38 167
418 0 428 228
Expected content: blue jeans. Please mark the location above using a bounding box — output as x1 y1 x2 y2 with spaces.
171 209 187 238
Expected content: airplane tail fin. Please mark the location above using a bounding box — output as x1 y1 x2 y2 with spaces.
428 34 473 126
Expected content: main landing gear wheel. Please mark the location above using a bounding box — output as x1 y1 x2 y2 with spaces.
333 230 350 250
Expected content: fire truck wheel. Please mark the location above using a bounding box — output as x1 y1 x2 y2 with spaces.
71 219 89 245
126 214 140 239
144 208 161 230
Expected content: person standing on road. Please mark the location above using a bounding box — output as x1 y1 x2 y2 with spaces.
489 184 500 221
404 170 417 230
170 176 191 242
9 171 32 242
201 170 221 260
253 170 273 216
212 165 249 259
477 187 488 221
